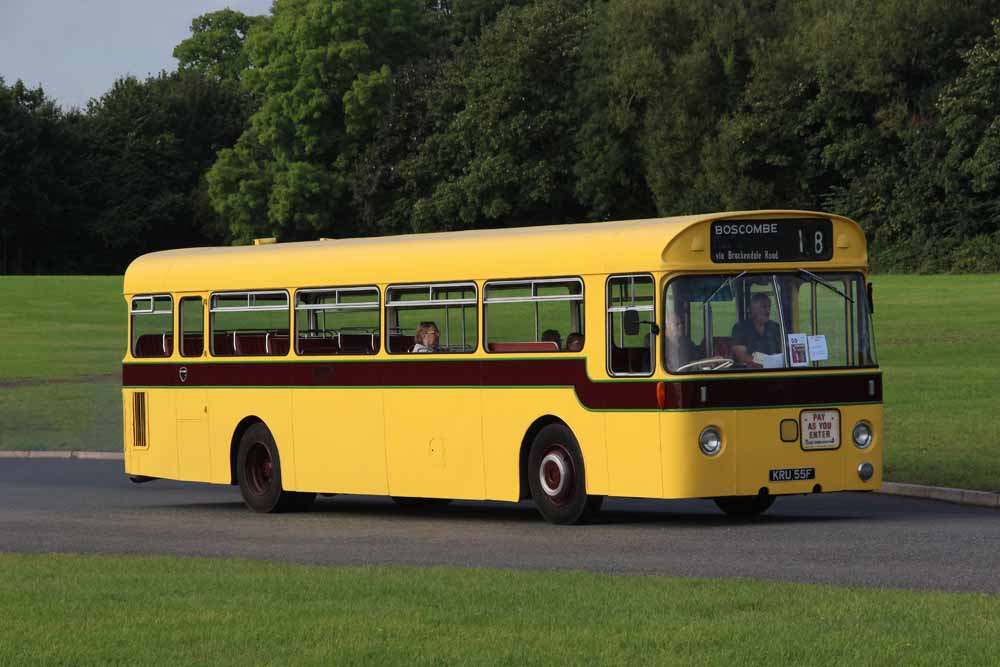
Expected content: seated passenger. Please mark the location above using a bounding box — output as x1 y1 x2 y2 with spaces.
731 293 781 367
664 312 701 370
411 321 440 353
566 332 584 352
541 329 562 350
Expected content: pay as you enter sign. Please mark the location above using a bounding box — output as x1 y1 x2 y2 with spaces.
800 410 840 449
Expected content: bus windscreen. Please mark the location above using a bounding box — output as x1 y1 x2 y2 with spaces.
663 271 876 373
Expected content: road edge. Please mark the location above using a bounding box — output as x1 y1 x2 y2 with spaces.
878 481 1000 509
0 451 997 509
0 450 123 461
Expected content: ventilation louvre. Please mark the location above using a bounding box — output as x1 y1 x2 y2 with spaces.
132 392 148 448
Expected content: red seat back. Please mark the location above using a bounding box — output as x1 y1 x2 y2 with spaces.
298 337 341 355
181 332 203 357
487 341 560 353
134 333 170 357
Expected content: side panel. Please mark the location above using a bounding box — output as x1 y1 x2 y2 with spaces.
176 388 211 482
206 388 296 488
122 388 178 480
383 388 484 499
605 412 663 498
481 387 607 501
292 388 388 495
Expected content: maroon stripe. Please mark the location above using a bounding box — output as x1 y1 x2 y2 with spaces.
122 360 880 411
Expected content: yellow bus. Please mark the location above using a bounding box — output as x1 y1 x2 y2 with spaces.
122 210 881 524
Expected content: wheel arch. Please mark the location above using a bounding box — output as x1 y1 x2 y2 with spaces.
518 415 570 500
230 415 264 485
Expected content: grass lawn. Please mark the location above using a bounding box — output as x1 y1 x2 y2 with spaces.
0 274 997 492
0 554 998 665
0 276 123 451
874 275 1000 491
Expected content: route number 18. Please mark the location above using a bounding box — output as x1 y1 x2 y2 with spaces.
799 229 824 255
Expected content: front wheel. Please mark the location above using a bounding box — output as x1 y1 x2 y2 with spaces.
237 422 315 513
713 494 775 517
528 424 603 525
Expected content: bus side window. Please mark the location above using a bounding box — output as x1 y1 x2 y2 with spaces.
209 291 290 357
607 275 654 376
131 294 173 358
295 287 380 355
483 278 583 353
385 283 478 354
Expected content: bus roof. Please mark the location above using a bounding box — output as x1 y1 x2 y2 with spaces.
123 210 866 295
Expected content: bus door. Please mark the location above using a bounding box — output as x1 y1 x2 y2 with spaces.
174 294 211 481
604 274 663 498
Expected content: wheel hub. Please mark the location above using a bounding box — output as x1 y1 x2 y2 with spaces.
540 447 571 499
245 442 273 496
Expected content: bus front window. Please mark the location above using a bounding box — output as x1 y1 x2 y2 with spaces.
664 272 876 374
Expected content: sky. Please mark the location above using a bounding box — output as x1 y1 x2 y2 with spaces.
0 0 273 109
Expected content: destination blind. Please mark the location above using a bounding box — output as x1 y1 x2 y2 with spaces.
710 218 833 263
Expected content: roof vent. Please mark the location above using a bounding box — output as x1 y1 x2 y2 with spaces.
253 238 277 246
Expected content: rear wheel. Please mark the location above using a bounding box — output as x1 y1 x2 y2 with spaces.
713 494 775 517
528 424 603 525
237 422 315 513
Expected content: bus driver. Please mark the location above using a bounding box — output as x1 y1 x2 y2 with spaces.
730 292 781 367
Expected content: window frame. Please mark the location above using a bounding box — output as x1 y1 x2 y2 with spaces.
482 276 585 354
384 281 479 355
208 289 291 357
294 285 381 356
606 273 656 377
130 293 174 358
178 295 205 358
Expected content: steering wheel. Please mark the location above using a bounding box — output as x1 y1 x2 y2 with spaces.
676 357 734 372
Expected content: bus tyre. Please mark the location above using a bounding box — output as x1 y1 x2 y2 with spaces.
528 424 603 525
713 494 775 517
237 423 315 513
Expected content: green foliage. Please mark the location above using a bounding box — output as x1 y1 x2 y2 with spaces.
5 0 1000 272
173 9 267 85
206 0 437 243
402 0 593 232
0 79 90 273
83 70 251 268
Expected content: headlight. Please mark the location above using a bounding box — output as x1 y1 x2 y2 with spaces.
699 426 722 456
852 422 873 449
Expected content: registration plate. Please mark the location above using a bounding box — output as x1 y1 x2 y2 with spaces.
800 410 840 450
769 467 815 482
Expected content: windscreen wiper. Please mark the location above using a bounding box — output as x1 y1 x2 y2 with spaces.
704 271 747 307
796 268 853 303
701 271 746 355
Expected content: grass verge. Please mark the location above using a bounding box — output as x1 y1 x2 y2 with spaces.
0 554 999 665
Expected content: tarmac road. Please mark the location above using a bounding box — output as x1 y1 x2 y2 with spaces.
1 459 998 593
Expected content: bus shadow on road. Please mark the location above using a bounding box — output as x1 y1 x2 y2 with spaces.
163 495 870 527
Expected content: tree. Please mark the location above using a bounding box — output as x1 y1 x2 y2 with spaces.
173 9 267 85
0 79 87 273
83 70 250 269
206 0 437 243
402 0 593 232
